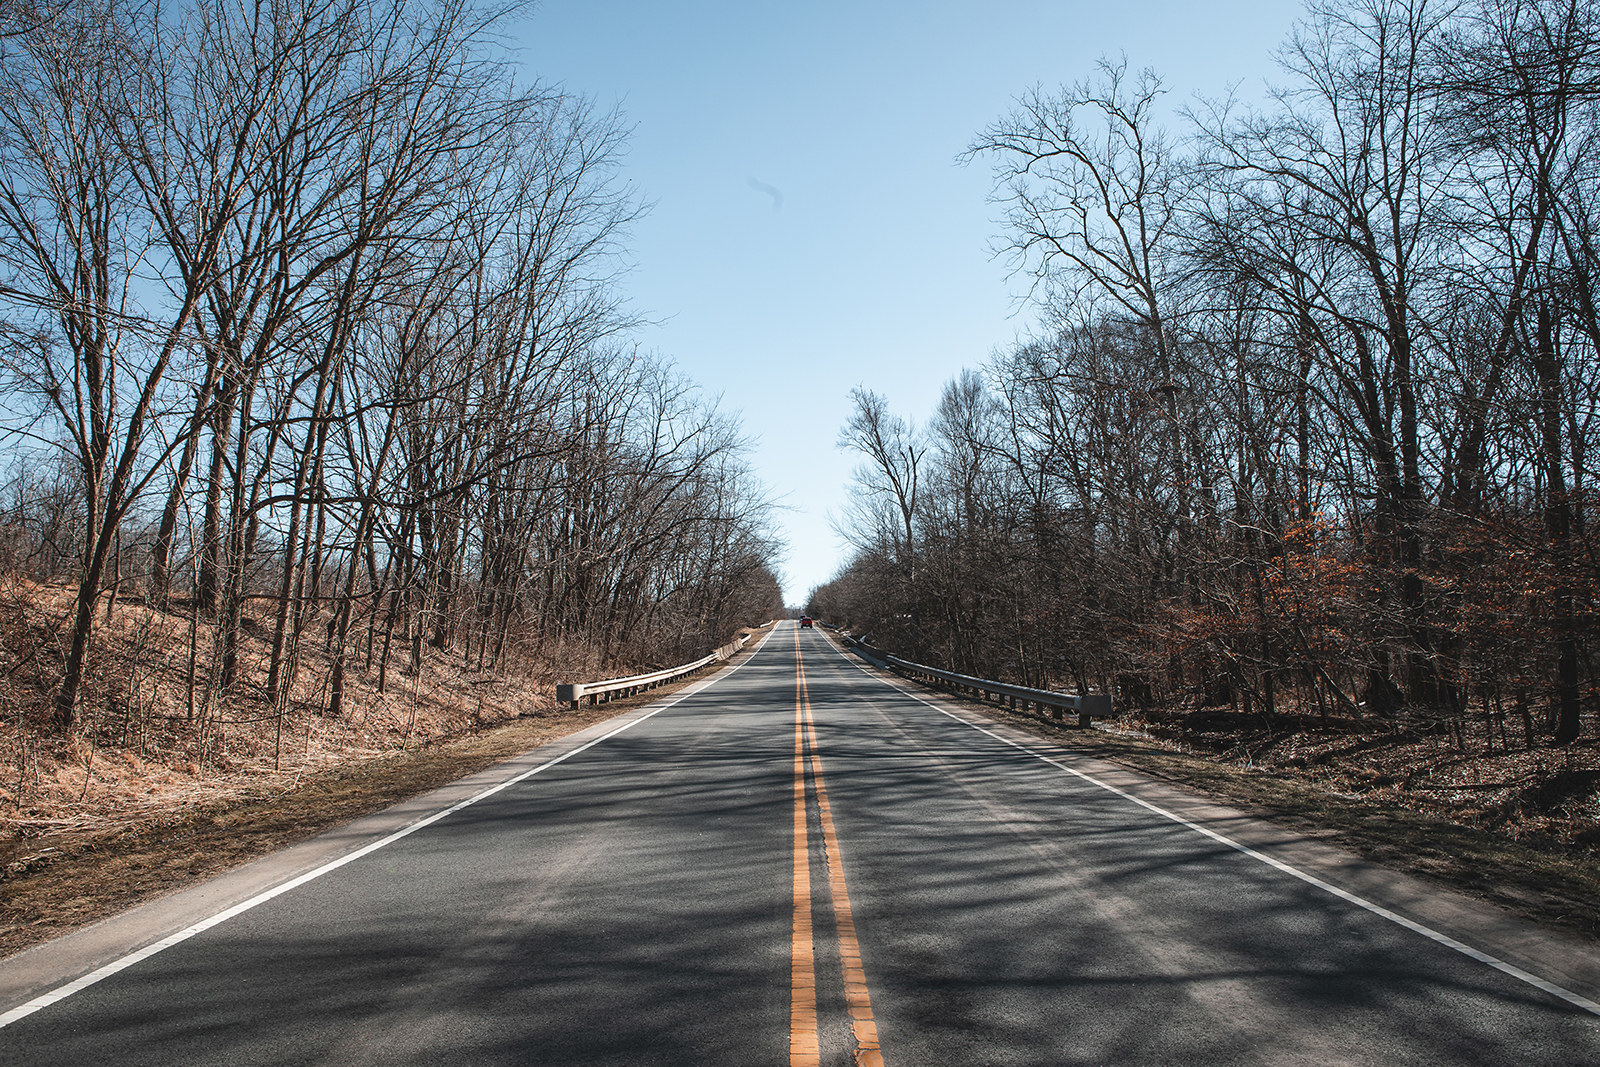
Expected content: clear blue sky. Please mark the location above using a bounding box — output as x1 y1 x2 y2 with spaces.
514 1 1302 604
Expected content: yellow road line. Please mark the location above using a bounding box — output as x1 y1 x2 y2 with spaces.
795 626 885 1067
792 637 820 1067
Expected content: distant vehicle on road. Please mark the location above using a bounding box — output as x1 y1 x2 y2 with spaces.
800 616 814 628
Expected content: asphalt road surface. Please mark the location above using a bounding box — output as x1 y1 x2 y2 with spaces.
4 621 1600 1065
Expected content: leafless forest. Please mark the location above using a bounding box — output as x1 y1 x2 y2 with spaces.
815 0 1600 762
0 0 782 767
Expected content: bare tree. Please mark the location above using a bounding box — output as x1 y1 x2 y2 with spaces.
969 58 1209 567
0 0 221 731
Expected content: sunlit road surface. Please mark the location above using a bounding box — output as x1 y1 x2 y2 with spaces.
4 621 1600 1065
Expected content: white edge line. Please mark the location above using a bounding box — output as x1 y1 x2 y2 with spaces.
0 627 779 1030
820 633 1600 1019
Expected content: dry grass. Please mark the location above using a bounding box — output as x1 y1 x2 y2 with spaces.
2 577 548 857
1124 705 1600 847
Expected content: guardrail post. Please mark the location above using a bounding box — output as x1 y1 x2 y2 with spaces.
1078 693 1113 726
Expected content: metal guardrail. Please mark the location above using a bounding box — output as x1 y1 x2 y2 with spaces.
839 634 1112 726
556 632 751 709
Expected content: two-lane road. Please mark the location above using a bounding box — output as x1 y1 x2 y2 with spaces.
4 621 1599 1064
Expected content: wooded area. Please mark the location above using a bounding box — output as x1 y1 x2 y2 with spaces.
0 0 782 763
814 0 1600 754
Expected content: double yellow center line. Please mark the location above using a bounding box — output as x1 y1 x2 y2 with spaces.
791 626 884 1067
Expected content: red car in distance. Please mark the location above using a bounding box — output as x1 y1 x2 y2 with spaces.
799 616 814 628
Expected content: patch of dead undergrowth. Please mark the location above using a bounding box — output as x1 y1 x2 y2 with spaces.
1130 706 1600 848
1 577 551 861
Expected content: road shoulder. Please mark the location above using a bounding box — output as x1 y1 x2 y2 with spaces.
0 632 778 1013
823 641 1600 1008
